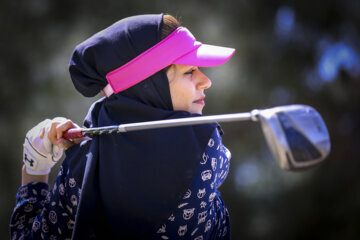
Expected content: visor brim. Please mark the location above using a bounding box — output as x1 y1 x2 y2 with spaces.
173 43 235 67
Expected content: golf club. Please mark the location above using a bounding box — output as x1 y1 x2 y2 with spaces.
63 104 330 171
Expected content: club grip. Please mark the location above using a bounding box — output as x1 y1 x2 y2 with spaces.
63 129 84 140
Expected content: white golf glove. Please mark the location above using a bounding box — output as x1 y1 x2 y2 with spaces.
23 118 66 175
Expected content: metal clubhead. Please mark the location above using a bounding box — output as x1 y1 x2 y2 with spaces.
251 105 331 171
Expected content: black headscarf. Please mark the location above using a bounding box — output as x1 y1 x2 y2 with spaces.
65 14 218 239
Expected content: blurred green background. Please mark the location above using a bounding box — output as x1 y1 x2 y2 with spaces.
1 0 359 239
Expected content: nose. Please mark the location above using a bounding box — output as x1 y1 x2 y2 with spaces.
195 70 212 90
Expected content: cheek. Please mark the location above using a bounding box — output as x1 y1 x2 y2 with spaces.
170 80 195 111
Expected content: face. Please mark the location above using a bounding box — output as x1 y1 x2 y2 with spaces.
166 64 212 114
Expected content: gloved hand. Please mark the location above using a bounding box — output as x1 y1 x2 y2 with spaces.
23 117 67 175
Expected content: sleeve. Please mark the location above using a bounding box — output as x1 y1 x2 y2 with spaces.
9 163 81 240
10 182 49 239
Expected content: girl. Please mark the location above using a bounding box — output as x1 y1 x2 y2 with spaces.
10 13 235 239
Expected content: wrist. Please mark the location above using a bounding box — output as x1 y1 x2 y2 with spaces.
22 165 49 185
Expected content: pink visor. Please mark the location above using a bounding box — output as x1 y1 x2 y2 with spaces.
103 27 235 96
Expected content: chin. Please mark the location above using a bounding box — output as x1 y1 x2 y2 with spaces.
189 108 203 115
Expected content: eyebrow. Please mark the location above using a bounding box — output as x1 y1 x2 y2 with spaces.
186 66 197 71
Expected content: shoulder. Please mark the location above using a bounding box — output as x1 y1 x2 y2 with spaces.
206 126 223 146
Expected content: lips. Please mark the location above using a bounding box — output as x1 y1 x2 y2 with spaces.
193 96 205 105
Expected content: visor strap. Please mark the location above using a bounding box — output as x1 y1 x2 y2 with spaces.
105 27 196 94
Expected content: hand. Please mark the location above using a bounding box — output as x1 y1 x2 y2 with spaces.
23 117 81 175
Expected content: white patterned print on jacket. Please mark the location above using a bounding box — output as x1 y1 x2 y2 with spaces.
155 128 231 240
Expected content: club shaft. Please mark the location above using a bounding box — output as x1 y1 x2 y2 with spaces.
63 112 253 139
118 112 253 132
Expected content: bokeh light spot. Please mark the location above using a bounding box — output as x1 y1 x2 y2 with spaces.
234 161 260 188
275 6 295 36
318 43 360 82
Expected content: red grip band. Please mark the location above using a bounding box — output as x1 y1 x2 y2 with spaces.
63 129 84 140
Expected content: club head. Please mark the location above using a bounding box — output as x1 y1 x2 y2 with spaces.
251 105 331 171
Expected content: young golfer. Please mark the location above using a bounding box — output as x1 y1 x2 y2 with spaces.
10 14 235 239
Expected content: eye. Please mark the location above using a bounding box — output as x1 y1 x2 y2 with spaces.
185 69 196 75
